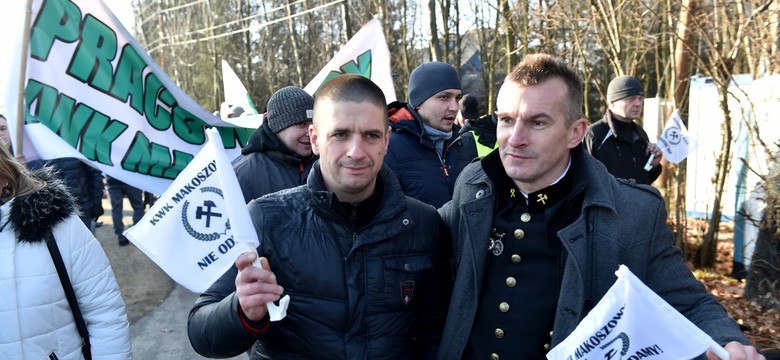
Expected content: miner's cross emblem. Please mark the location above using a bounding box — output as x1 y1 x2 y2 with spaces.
196 200 222 228
537 193 548 205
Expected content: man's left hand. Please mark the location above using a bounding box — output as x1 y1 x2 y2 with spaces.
706 341 765 360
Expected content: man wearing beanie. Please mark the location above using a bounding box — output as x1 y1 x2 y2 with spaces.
584 75 663 185
385 61 477 208
233 86 316 203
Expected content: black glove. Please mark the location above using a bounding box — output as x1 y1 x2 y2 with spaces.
91 203 105 218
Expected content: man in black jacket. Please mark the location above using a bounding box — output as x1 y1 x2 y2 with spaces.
188 75 451 359
233 86 316 203
583 75 663 185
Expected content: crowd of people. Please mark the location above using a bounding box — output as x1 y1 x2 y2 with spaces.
0 52 770 359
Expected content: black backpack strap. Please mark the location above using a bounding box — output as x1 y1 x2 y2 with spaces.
45 232 92 360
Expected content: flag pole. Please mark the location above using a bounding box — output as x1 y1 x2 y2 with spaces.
15 0 34 153
710 340 730 360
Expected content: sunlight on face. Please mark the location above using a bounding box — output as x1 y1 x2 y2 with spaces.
495 79 587 193
310 100 390 203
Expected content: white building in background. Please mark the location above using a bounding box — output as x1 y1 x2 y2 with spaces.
643 74 780 274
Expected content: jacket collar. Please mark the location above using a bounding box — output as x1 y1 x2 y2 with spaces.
465 146 617 215
305 162 406 225
388 101 465 150
9 168 78 244
603 110 638 144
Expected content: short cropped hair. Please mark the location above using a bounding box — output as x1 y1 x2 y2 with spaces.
505 54 584 125
313 75 387 127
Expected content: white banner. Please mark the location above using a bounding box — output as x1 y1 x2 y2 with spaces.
304 17 396 103
125 128 258 293
220 59 260 117
23 0 254 194
657 109 698 164
547 265 719 360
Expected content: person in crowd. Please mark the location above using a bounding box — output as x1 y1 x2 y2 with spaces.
457 94 498 157
106 175 145 246
385 61 477 208
455 93 480 127
0 143 131 359
0 113 27 164
438 53 763 360
227 105 245 119
0 114 11 148
143 191 157 209
28 157 104 233
583 75 663 185
233 86 316 203
188 75 451 359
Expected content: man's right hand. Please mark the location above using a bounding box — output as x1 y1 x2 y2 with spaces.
235 253 284 321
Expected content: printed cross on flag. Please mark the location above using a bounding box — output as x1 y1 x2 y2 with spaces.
657 109 698 164
547 265 729 360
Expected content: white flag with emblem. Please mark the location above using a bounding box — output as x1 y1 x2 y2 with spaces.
547 265 727 360
124 128 258 293
657 109 698 164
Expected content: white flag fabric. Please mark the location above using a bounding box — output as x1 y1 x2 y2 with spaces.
221 59 259 117
15 0 254 194
303 17 396 103
657 109 698 164
124 128 258 293
547 265 717 360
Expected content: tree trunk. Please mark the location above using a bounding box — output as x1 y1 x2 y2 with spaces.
670 0 696 251
439 0 451 63
342 0 351 41
428 0 441 61
696 88 733 268
286 0 304 86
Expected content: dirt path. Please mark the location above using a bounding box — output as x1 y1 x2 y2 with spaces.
95 198 174 323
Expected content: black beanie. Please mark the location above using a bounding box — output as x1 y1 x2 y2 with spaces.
459 94 480 119
408 62 462 108
266 86 314 134
607 75 644 103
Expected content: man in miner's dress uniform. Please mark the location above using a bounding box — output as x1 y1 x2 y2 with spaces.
469 155 582 359
437 54 763 360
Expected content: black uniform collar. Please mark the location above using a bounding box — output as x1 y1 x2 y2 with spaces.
482 151 574 213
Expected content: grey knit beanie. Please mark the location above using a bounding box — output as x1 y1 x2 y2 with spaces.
266 86 314 133
408 62 462 108
607 75 644 103
459 94 480 119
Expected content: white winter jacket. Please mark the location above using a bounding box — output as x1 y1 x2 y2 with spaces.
0 170 131 360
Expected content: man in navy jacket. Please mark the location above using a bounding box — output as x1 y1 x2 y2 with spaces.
385 61 477 208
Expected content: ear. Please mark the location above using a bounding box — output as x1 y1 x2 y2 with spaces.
567 118 588 149
309 124 320 155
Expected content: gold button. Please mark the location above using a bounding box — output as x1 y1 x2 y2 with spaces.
513 229 525 239
490 353 500 360
520 213 531 222
499 302 510 312
544 343 550 350
506 277 516 287
549 330 554 337
511 254 522 263
495 328 504 338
